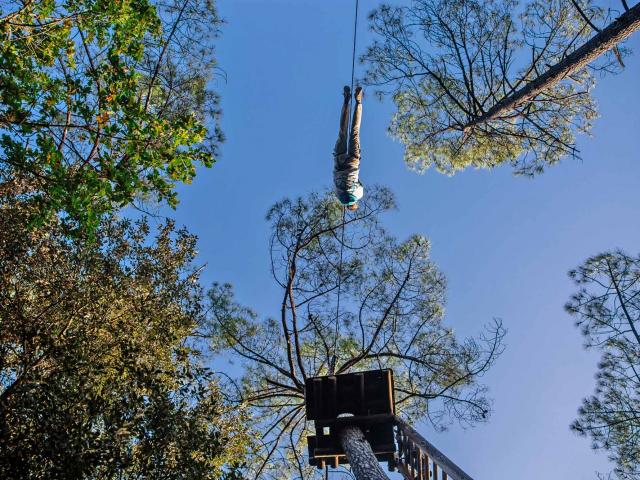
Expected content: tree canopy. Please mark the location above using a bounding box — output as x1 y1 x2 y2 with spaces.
365 0 637 176
207 187 505 479
566 251 640 480
0 0 222 233
0 196 250 479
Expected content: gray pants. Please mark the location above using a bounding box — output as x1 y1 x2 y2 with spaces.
333 96 362 185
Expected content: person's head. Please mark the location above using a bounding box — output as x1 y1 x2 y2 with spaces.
336 188 363 210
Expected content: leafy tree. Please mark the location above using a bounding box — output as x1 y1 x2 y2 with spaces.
364 0 640 176
566 251 640 480
207 187 505 479
0 0 222 233
0 196 251 479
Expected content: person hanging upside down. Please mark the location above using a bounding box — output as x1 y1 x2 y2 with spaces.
333 85 364 211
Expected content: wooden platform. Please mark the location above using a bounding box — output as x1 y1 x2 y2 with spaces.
305 369 396 469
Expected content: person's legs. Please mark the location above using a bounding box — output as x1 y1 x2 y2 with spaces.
334 86 351 157
347 86 363 163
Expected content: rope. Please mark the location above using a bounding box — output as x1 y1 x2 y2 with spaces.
331 206 347 374
331 0 359 375
347 0 360 133
350 0 359 97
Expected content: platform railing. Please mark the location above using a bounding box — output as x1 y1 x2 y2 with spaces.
394 417 474 480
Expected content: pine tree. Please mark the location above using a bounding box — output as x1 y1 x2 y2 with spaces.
207 187 505 479
365 0 639 176
566 251 640 479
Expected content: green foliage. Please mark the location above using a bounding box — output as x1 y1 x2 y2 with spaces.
207 187 505 479
365 0 622 175
0 0 222 233
0 199 251 479
566 251 640 479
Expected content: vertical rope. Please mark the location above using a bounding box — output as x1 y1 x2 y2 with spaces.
331 0 359 376
350 0 359 90
347 0 360 132
331 206 347 374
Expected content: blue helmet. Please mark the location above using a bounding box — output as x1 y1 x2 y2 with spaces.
337 190 358 206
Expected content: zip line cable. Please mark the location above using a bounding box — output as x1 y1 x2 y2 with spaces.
331 0 359 375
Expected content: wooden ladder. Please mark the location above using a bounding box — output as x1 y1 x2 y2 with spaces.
394 417 474 480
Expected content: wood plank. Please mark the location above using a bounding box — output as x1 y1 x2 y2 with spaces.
316 413 395 427
395 417 474 480
424 453 430 480
387 370 396 415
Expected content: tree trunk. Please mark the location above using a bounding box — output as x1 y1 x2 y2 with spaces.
464 2 640 130
339 426 391 480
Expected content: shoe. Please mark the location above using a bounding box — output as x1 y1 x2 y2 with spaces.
354 86 363 103
343 85 351 102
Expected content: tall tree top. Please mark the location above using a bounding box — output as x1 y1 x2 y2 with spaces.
208 187 505 478
0 0 223 234
365 0 639 176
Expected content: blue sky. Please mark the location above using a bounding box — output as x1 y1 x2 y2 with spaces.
161 1 640 478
